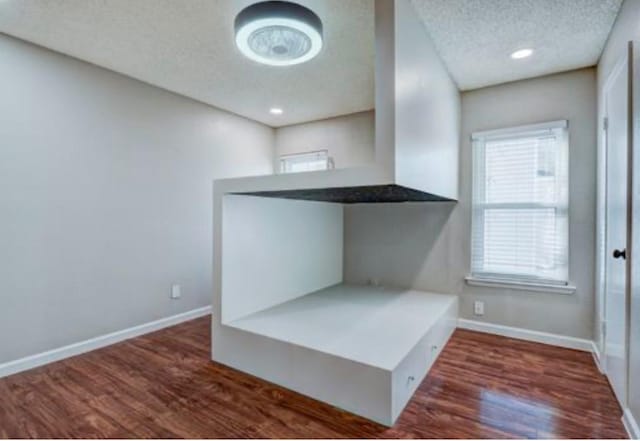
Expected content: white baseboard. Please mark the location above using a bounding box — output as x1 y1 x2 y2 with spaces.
591 340 605 373
624 408 640 439
457 318 593 352
0 306 212 379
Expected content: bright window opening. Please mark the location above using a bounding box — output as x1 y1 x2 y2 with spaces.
471 120 569 286
279 150 333 174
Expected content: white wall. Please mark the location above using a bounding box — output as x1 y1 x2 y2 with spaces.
221 195 343 323
345 68 597 340
0 35 274 364
274 111 375 170
597 0 640 430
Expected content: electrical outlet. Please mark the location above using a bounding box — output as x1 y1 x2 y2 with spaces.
171 284 181 299
474 300 484 316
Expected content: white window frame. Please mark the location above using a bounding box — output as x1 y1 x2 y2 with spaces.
466 120 576 294
279 150 333 174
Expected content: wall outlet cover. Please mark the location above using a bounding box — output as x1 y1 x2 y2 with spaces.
474 300 484 316
171 284 181 299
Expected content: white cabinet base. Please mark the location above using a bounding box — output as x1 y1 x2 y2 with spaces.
213 284 458 426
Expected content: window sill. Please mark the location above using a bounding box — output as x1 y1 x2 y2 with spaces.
464 276 576 295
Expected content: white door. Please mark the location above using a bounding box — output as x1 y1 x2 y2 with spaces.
629 40 640 434
603 53 629 407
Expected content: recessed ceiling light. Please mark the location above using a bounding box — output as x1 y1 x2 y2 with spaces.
235 1 323 66
270 107 284 115
511 48 533 60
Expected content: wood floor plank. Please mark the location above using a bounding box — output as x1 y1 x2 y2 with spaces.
0 317 628 439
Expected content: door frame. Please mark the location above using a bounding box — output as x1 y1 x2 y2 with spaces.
597 42 635 409
625 40 640 415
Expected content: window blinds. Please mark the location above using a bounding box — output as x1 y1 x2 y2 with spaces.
279 150 332 174
471 121 569 285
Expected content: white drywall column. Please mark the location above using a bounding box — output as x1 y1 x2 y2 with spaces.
374 0 396 177
393 0 460 200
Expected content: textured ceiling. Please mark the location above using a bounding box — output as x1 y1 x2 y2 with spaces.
411 0 622 90
0 0 374 127
0 0 623 124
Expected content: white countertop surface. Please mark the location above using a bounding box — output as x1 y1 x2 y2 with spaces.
227 283 457 370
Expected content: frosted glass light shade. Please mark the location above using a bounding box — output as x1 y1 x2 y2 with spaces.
235 1 323 66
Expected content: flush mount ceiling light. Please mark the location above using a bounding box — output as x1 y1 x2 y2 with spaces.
235 1 323 66
270 107 284 115
510 48 533 59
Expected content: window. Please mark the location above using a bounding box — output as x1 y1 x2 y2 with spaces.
470 120 569 287
279 150 333 174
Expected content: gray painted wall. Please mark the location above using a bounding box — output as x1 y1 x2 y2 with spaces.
274 111 375 170
597 0 640 427
0 35 274 364
345 68 597 340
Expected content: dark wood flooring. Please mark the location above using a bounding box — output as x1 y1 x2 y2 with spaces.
0 316 627 439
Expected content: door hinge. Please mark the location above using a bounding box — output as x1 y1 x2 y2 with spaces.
603 117 609 131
